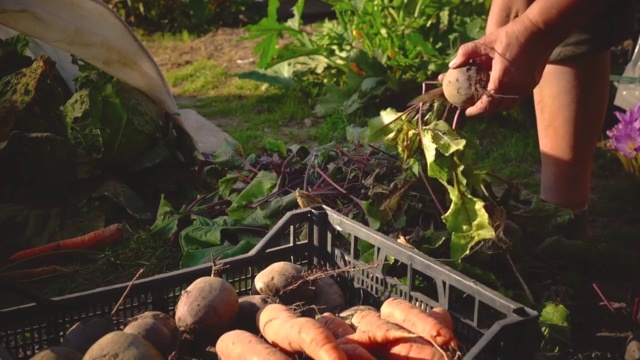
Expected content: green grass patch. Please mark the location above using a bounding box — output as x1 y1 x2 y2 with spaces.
164 59 345 153
462 108 541 192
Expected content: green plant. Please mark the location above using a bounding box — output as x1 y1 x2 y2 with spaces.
238 0 489 119
104 0 263 35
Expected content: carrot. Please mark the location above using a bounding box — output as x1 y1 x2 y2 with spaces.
338 343 376 360
0 265 74 282
215 329 292 360
428 307 454 331
316 312 355 339
380 297 458 349
346 309 420 345
9 224 124 261
257 304 347 360
386 338 447 360
339 310 445 360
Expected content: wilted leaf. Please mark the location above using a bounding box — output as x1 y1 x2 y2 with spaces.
0 56 67 141
91 177 153 219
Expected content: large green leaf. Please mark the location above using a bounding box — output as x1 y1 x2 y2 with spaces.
539 301 572 352
445 190 495 259
178 216 237 252
226 171 278 221
419 120 494 259
241 192 298 226
180 236 260 268
149 195 179 241
0 56 68 141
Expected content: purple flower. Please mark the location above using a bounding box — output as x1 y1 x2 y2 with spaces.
610 130 640 158
613 102 640 129
607 102 640 158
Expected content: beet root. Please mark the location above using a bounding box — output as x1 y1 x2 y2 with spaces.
442 64 489 108
83 331 163 360
61 317 115 355
174 276 239 345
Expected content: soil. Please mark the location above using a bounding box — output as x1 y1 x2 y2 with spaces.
139 27 640 360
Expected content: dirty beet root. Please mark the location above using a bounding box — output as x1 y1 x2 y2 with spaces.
442 64 490 108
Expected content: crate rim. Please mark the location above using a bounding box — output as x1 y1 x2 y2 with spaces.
1 205 538 319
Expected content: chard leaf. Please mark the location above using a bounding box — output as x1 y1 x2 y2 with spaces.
149 195 179 241
226 171 278 221
178 215 232 252
180 236 260 268
443 182 495 259
218 173 241 199
539 301 572 352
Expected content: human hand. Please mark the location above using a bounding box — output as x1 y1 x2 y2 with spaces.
445 15 554 117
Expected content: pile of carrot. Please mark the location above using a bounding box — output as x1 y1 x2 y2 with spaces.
215 297 461 360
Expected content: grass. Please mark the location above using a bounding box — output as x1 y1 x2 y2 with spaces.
164 59 328 153
461 104 541 193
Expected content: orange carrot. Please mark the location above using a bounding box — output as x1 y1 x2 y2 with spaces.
216 329 292 360
429 307 454 331
316 312 355 339
257 304 347 360
386 338 447 360
9 224 124 261
346 309 420 345
380 298 458 349
339 310 445 360
338 343 376 360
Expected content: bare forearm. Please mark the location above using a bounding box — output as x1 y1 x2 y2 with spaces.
486 0 534 33
521 0 612 46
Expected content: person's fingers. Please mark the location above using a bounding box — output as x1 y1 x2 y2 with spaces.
449 41 495 68
437 73 445 83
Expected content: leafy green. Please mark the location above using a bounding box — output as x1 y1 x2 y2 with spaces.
149 195 180 241
62 75 168 172
539 302 572 353
0 56 68 141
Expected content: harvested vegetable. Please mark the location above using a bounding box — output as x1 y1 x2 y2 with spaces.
441 64 489 108
123 318 173 357
341 309 445 360
315 312 355 339
429 307 455 331
341 309 420 346
235 295 273 334
380 297 458 349
253 262 314 304
215 329 292 360
257 303 348 360
61 316 115 355
129 311 180 348
385 338 447 360
9 224 123 261
174 276 239 344
339 305 378 322
338 343 376 360
83 331 163 360
30 346 82 360
309 276 346 315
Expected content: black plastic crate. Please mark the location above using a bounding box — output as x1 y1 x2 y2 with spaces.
0 205 539 359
